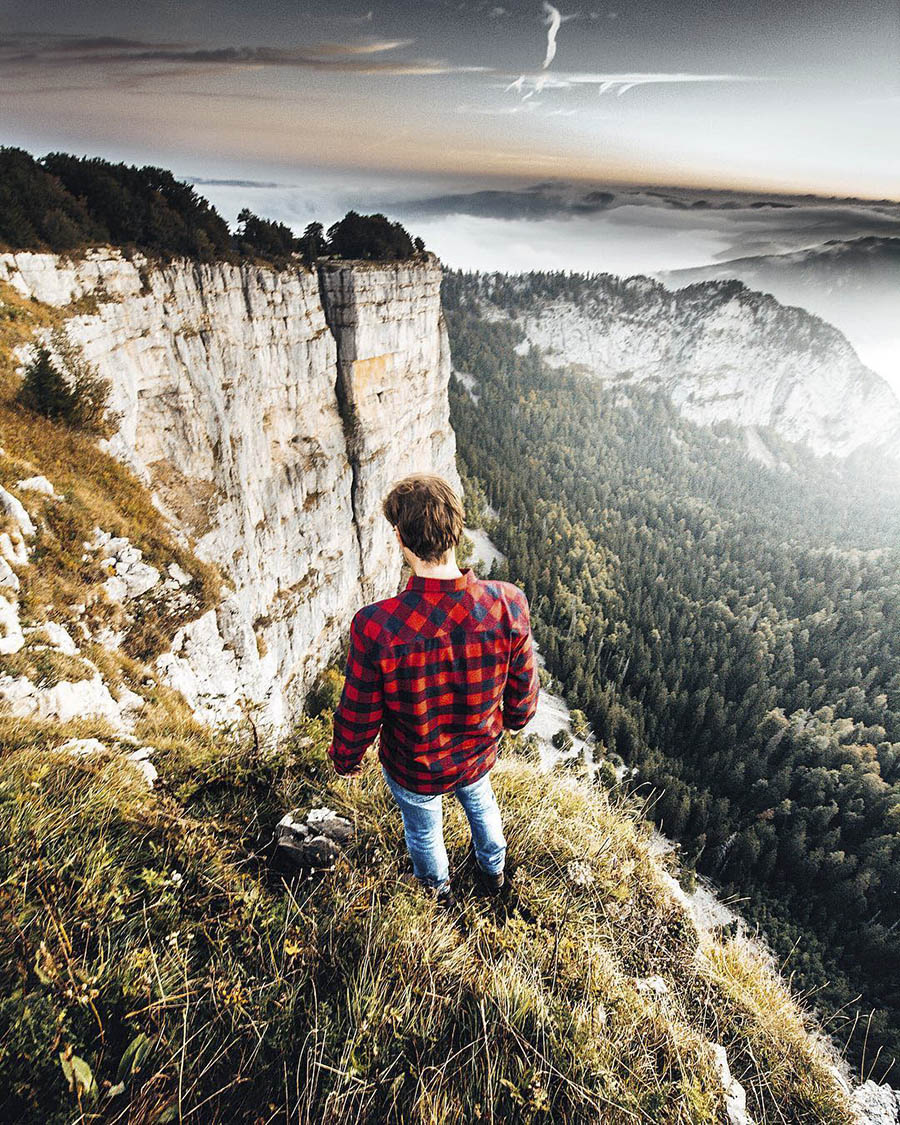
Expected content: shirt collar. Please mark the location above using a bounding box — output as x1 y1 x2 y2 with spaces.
404 567 476 593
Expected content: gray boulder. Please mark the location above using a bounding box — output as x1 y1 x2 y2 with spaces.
275 807 354 870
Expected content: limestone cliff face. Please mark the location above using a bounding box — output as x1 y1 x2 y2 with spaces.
0 249 461 728
468 273 900 461
320 260 460 600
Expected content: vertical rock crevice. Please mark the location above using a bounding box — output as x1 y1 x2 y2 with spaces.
318 254 463 606
317 262 368 600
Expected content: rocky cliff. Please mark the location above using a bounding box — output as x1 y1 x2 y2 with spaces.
0 250 461 728
463 272 900 461
659 237 900 398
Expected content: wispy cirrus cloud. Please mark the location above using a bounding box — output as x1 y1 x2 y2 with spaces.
0 31 760 92
541 2 562 68
502 68 767 98
456 102 539 115
188 177 296 188
498 0 765 100
0 33 189 57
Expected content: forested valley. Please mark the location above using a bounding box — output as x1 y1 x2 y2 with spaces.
443 270 900 1080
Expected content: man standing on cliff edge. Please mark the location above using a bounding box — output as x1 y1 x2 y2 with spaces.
327 473 539 908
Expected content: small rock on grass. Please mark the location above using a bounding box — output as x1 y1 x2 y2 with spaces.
635 975 669 997
16 476 56 497
57 739 158 787
710 1043 753 1125
275 807 354 870
59 738 108 755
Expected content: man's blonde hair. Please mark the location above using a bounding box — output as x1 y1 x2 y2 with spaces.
382 474 464 564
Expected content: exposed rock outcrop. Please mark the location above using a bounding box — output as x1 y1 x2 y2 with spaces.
320 260 460 600
0 484 33 655
852 1079 900 1124
0 250 461 728
0 673 123 726
464 273 900 461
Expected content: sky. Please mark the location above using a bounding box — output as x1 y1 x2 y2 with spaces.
2 0 899 397
1 0 899 204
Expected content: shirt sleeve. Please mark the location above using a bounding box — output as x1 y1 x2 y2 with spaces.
327 609 384 775
502 594 539 731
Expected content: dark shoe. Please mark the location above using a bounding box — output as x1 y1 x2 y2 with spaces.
469 842 505 895
436 885 459 911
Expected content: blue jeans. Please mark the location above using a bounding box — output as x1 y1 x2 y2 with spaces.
381 765 507 893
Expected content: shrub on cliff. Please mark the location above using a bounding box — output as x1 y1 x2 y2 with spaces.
235 207 299 264
552 727 575 753
305 666 345 717
16 332 115 436
326 210 420 261
14 346 72 423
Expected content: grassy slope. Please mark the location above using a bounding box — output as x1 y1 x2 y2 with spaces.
0 716 853 1124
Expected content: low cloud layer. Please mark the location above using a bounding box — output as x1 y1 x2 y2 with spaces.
399 186 613 219
0 31 484 79
393 182 900 236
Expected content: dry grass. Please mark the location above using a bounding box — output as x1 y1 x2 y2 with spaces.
0 716 854 1124
1 645 94 688
0 713 119 755
698 939 855 1120
0 279 855 1123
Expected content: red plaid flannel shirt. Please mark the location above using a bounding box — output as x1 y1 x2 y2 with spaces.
327 567 539 794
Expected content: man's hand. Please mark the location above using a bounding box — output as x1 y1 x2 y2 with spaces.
332 755 364 780
327 739 365 780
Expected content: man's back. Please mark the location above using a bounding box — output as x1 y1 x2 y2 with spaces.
328 566 539 793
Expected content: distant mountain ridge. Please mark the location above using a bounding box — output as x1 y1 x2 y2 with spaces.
659 236 900 396
448 269 900 464
399 182 900 223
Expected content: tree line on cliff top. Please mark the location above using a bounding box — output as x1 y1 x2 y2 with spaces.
0 147 425 266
